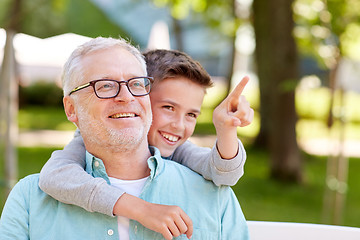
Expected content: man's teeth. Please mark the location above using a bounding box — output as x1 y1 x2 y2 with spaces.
110 113 135 118
162 133 179 142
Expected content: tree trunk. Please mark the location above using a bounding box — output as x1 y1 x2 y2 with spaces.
0 30 18 193
172 17 184 51
253 0 302 182
1 0 21 193
215 0 237 105
223 0 238 98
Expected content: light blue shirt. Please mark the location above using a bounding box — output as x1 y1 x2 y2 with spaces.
0 147 249 239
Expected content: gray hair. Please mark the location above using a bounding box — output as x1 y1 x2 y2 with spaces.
62 37 147 96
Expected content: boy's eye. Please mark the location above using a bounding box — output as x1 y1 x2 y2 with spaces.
187 113 198 119
162 105 174 111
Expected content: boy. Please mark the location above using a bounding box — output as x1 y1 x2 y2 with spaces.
39 49 253 239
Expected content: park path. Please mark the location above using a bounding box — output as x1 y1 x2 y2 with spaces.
17 130 360 158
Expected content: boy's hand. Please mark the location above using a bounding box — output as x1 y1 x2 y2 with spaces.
114 194 193 239
213 76 254 130
140 202 193 240
212 76 254 159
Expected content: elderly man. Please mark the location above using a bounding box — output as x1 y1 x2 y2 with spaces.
0 37 249 240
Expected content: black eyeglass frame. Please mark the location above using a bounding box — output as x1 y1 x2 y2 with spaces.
68 77 153 98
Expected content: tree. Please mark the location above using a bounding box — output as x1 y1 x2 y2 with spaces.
294 0 360 224
0 0 21 194
253 0 302 182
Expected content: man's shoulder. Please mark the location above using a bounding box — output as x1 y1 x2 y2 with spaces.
18 173 40 185
163 159 200 175
162 159 235 197
11 173 43 196
163 159 219 187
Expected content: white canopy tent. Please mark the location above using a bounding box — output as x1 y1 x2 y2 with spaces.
0 29 91 85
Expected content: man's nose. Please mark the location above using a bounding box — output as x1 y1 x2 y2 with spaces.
114 83 134 102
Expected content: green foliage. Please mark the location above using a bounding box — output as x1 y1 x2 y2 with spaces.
0 0 129 39
19 82 63 107
63 0 130 39
340 23 360 60
18 106 76 131
294 0 360 66
296 87 331 120
150 0 241 37
0 0 12 28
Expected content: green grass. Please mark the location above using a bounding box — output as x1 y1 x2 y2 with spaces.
0 146 359 228
234 147 360 228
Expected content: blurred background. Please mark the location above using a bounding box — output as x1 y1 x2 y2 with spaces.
1 0 359 228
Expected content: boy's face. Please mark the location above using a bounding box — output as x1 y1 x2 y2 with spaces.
148 77 205 157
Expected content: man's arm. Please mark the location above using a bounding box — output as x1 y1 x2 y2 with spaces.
220 187 249 240
0 178 30 239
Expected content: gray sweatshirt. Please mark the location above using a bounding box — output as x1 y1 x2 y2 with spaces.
39 130 246 216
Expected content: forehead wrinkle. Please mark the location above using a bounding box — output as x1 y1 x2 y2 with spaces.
81 48 145 82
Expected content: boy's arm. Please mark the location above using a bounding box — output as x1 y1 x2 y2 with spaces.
39 130 124 216
212 76 253 159
114 194 193 240
172 76 253 186
172 139 246 186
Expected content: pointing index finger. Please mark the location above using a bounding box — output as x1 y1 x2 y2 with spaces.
228 76 249 99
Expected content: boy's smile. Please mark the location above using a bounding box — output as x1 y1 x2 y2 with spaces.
148 77 205 157
160 131 180 143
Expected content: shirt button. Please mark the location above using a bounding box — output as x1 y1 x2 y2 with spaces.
94 161 100 167
107 229 114 236
134 225 138 234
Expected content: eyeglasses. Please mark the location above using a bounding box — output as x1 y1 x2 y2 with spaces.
69 77 153 98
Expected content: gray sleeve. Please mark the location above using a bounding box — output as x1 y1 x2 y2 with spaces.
171 139 246 186
39 129 124 216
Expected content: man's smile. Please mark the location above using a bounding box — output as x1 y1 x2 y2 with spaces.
109 112 137 119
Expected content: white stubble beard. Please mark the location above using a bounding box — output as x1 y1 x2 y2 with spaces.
76 103 152 152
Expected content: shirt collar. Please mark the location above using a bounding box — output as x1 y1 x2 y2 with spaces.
85 146 165 182
147 146 165 179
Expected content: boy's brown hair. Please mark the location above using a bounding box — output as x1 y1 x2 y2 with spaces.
143 49 213 89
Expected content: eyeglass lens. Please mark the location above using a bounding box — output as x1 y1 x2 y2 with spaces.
94 78 150 98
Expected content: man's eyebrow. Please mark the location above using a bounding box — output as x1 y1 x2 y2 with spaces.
94 74 144 80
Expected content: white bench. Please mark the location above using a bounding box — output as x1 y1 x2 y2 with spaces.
247 221 360 240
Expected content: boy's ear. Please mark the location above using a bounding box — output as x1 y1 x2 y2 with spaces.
63 96 78 123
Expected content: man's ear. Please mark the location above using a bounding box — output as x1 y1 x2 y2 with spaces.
63 96 78 123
